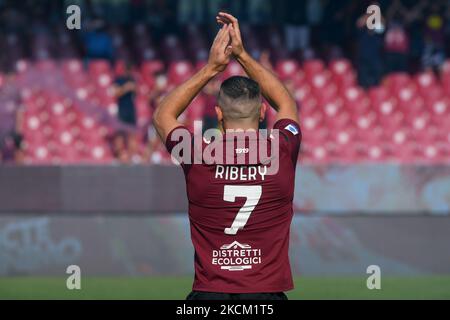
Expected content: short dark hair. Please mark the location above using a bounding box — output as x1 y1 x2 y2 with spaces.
219 76 261 100
217 76 262 121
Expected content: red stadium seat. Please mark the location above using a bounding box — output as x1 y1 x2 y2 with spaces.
415 71 437 92
221 61 244 80
383 72 411 94
334 70 357 91
329 59 353 76
369 86 390 105
275 60 299 80
135 96 152 126
4 46 450 165
141 60 164 75
88 60 111 76
303 59 325 80
168 61 194 85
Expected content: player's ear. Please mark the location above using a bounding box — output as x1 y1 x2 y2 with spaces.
215 106 223 122
259 103 267 122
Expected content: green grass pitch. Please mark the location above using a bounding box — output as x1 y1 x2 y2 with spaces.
1 276 449 299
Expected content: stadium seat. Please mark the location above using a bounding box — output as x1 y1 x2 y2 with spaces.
329 59 352 75
275 60 299 80
168 61 194 85
3 31 450 166
303 59 325 80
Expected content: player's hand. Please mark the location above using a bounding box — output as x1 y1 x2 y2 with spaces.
207 24 233 74
216 12 245 58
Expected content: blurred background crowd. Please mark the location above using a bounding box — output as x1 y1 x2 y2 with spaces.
0 0 450 165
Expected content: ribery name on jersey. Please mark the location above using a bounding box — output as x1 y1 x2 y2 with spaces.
215 164 268 181
169 121 280 175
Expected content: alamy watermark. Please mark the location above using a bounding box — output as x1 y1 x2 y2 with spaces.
366 265 381 290
366 4 383 31
66 265 81 290
168 121 281 176
66 5 81 30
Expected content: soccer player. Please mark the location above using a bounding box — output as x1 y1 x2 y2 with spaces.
153 12 301 300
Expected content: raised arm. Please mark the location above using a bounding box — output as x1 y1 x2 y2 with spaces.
217 12 298 123
152 24 233 142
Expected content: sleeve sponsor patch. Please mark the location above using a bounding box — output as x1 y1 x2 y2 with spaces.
284 124 299 135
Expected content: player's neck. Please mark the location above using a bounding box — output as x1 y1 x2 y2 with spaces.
221 121 259 132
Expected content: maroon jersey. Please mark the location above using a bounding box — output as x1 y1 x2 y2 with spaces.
165 119 301 293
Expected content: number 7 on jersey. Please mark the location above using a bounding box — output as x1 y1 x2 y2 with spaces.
223 185 262 235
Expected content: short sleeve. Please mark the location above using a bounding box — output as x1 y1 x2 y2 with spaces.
165 125 194 169
273 118 302 165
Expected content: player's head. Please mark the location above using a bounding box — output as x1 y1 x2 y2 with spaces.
215 76 266 129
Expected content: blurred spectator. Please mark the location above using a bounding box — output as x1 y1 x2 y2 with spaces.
149 70 170 116
128 133 150 164
113 64 137 126
130 0 147 23
384 15 410 73
399 0 427 72
424 3 446 48
422 3 446 71
321 0 349 49
178 0 205 25
111 130 129 163
202 79 220 133
105 0 131 25
284 1 309 52
247 0 272 25
307 0 324 45
445 2 450 53
81 20 114 62
1 0 450 166
259 50 273 70
0 132 23 164
110 131 150 164
355 11 384 88
148 0 178 36
307 0 324 25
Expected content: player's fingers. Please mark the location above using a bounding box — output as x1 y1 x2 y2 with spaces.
217 23 226 37
225 45 233 56
212 28 221 43
219 13 242 42
217 16 233 29
213 24 226 44
229 25 239 43
218 12 239 28
217 23 229 43
217 17 240 43
218 25 231 49
218 12 235 21
216 16 230 25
